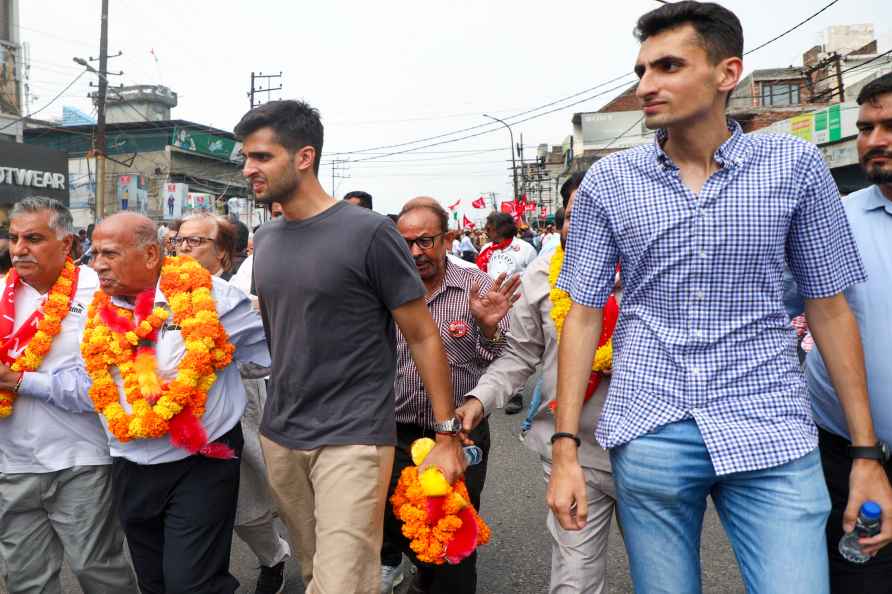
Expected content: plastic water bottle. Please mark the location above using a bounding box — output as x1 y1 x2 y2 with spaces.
838 501 882 564
463 445 483 466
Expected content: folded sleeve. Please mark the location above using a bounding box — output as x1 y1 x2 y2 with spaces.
786 146 867 298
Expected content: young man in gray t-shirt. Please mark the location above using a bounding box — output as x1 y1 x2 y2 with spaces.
235 99 467 594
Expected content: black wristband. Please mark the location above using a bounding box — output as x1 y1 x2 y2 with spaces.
550 432 581 448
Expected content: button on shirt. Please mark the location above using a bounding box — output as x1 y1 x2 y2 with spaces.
35 275 270 465
394 261 507 430
785 185 892 447
558 121 866 475
2 266 110 474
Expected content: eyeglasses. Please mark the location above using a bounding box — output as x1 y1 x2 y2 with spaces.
173 236 216 248
404 232 445 250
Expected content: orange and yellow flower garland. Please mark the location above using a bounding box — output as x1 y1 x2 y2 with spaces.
0 258 78 417
390 439 491 565
548 245 614 372
81 256 235 442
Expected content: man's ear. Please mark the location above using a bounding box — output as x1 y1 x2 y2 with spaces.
717 56 744 96
295 146 317 173
144 242 162 270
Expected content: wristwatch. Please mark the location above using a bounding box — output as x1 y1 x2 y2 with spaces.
433 416 462 436
848 441 891 464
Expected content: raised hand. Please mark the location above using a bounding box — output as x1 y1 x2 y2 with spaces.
469 272 521 338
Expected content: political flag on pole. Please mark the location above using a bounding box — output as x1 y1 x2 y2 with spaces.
447 199 461 210
462 215 476 229
471 196 486 209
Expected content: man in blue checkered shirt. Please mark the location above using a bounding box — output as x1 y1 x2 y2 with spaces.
546 3 892 593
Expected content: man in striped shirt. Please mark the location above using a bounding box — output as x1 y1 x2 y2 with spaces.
381 197 518 594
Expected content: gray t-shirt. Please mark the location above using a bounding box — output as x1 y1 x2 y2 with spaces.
253 201 425 449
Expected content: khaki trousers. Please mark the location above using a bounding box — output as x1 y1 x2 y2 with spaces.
260 436 394 594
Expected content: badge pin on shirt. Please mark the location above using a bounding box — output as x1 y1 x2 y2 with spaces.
448 320 469 339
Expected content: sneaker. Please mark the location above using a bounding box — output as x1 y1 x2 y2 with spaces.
253 561 285 594
505 393 523 415
380 563 404 594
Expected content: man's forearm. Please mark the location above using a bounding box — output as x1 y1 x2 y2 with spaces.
553 303 602 459
409 332 456 423
805 295 876 446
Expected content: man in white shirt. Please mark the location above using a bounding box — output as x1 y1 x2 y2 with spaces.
478 212 536 280
0 197 136 594
32 212 270 594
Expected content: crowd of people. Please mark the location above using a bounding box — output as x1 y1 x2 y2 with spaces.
0 2 891 594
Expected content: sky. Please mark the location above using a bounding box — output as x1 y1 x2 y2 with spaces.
18 0 892 218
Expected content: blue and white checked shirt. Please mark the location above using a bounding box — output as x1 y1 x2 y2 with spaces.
558 121 866 475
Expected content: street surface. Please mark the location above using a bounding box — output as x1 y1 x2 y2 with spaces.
1 381 746 593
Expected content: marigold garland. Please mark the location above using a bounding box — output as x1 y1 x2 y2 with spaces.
390 439 491 565
0 259 78 417
81 256 235 442
548 245 614 372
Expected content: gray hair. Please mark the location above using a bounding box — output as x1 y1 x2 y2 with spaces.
10 196 75 239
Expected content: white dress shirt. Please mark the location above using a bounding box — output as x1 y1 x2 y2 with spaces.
483 236 537 280
3 266 111 474
32 275 271 465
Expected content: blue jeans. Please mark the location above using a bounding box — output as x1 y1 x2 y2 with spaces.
610 419 831 594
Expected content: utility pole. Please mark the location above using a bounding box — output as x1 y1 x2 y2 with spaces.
330 157 349 197
94 0 109 221
483 114 519 202
249 72 283 109
833 52 845 103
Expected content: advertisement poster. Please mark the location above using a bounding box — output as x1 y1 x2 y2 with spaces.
186 192 214 213
116 175 148 214
164 183 187 219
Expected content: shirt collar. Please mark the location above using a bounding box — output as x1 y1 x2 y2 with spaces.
654 119 748 170
110 277 166 309
426 259 465 303
862 185 892 214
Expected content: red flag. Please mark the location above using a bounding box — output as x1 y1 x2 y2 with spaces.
540 206 548 217
447 199 461 210
525 202 536 213
462 215 476 229
500 202 515 215
471 196 486 209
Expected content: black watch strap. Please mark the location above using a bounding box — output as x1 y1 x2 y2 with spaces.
550 432 581 448
848 443 889 462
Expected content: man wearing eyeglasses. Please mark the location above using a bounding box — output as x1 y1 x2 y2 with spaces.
380 197 519 594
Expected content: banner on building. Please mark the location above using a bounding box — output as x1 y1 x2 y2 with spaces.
164 183 187 220
171 127 243 163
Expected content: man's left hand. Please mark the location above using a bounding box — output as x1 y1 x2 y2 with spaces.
0 363 20 392
846 459 892 555
419 434 467 484
469 272 521 338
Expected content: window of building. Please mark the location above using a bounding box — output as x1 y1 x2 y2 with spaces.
761 83 801 107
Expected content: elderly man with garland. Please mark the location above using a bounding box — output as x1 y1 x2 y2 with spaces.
0 197 137 593
458 180 619 594
175 211 291 594
28 211 270 594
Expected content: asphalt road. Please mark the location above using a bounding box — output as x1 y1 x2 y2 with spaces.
1 388 746 594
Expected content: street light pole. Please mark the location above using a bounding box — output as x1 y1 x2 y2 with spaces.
483 114 519 202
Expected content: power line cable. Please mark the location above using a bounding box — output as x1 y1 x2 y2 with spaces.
0 71 86 131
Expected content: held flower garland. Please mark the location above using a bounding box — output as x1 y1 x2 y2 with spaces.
0 258 78 417
81 256 235 444
390 438 491 565
548 245 619 410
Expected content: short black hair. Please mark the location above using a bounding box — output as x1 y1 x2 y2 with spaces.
485 212 516 241
560 172 586 208
554 207 566 231
634 1 743 64
234 100 324 174
857 72 892 106
344 190 373 210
